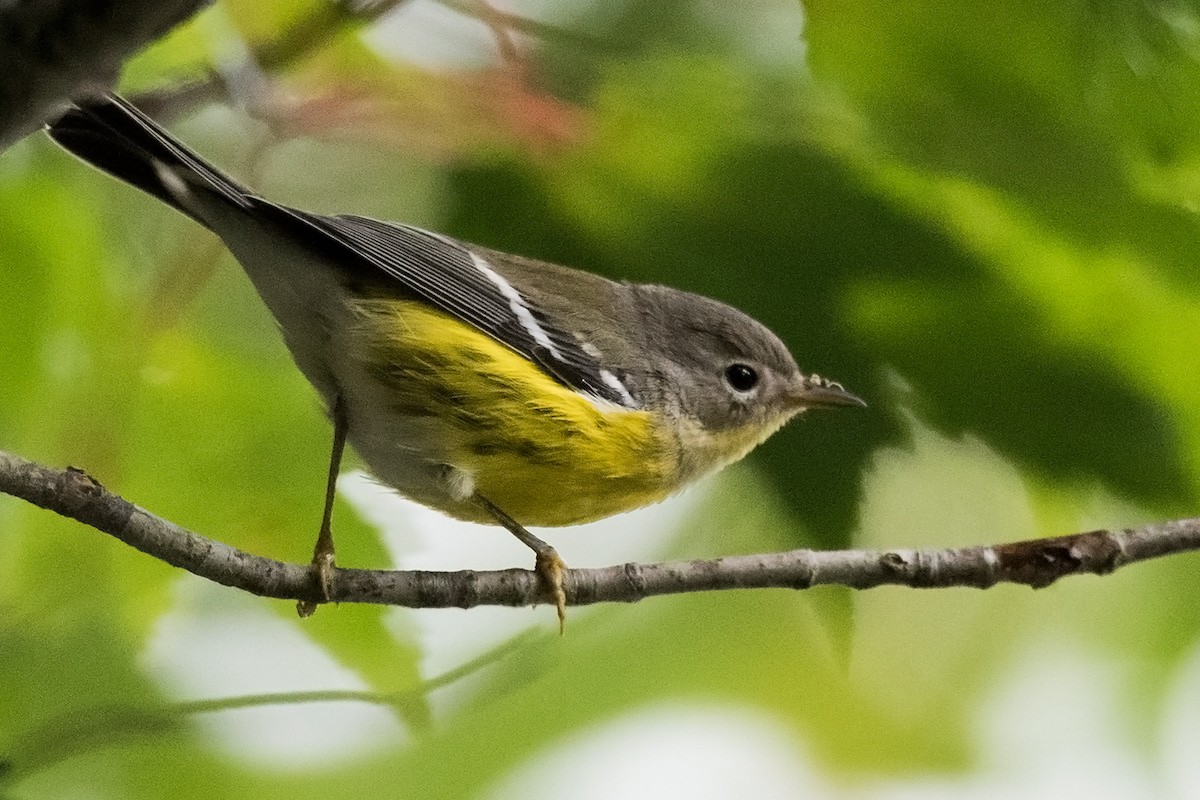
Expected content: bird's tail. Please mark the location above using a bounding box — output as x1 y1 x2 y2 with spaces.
46 93 254 229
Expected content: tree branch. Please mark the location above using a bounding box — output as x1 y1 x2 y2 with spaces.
2 449 1198 610
0 0 211 149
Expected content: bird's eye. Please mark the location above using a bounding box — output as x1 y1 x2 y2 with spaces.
724 363 759 393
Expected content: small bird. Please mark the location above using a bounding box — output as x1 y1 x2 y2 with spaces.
47 93 864 627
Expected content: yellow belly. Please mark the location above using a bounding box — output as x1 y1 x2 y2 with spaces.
349 298 680 526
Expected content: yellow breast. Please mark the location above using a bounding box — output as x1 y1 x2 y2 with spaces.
350 298 681 526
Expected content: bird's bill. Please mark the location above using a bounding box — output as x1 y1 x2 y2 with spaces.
786 378 866 409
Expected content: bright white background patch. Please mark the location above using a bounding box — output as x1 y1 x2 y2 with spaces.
143 579 406 768
859 641 1157 800
485 703 827 800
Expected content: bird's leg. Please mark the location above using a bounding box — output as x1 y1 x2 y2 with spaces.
297 396 348 618
476 495 567 633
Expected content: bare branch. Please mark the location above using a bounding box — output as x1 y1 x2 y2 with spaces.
0 0 211 149
2 449 1198 611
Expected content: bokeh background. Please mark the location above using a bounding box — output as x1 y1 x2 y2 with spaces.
4 0 1200 796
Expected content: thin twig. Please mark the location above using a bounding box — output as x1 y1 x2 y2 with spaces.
3 630 538 782
128 0 414 120
435 0 616 50
2 449 1198 612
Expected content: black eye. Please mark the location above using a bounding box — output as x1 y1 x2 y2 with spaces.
724 363 759 392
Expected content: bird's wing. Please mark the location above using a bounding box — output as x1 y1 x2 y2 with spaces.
285 211 639 409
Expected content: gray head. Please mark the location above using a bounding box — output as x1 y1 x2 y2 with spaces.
629 285 864 434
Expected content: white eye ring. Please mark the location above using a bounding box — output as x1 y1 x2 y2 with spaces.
723 363 760 396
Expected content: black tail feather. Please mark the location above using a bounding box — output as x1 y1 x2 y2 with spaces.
47 93 252 229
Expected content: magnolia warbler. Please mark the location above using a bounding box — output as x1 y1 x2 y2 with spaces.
47 93 864 626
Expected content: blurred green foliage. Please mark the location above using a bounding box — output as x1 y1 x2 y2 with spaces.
3 0 1200 796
